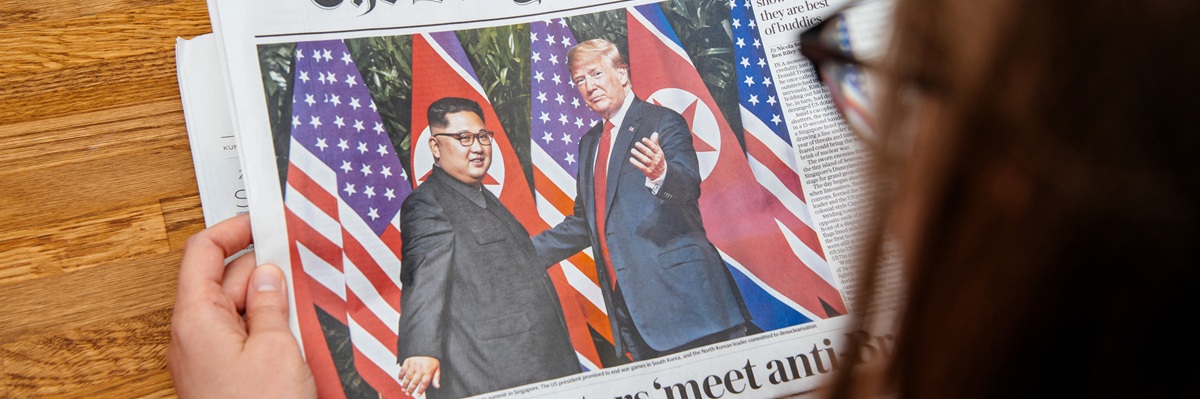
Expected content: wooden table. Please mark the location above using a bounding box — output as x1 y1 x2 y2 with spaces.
1 1 214 396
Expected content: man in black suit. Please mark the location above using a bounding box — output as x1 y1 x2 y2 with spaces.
396 97 579 398
532 39 752 362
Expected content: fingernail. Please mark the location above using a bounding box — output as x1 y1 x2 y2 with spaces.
253 265 282 292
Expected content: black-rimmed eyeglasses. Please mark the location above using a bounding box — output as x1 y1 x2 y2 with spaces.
433 130 495 147
799 0 890 143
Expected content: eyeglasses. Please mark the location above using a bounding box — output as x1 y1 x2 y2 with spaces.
799 0 891 145
433 130 495 147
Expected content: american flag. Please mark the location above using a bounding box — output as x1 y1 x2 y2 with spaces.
729 1 839 329
529 18 612 371
283 39 410 398
628 4 846 329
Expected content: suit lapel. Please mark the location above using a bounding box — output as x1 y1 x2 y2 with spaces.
605 98 645 219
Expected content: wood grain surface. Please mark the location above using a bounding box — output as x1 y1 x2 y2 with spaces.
0 1 213 397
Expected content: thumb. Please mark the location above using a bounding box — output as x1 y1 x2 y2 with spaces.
245 263 291 336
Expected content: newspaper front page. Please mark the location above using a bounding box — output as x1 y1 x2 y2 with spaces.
206 0 899 397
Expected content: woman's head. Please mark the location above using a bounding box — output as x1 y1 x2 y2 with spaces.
854 0 1200 396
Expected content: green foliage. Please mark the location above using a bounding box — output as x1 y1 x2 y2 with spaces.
566 8 628 50
257 43 297 188
661 0 744 147
345 35 414 177
457 25 535 189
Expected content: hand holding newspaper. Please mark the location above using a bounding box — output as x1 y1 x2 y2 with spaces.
183 0 900 397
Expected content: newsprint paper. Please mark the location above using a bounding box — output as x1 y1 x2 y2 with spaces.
200 0 900 397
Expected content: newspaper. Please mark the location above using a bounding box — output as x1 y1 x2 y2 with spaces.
194 0 900 397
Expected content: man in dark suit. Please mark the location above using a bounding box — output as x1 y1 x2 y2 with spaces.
396 97 579 399
532 39 752 362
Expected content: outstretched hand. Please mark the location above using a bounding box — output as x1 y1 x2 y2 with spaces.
167 214 316 399
630 131 666 180
399 356 442 397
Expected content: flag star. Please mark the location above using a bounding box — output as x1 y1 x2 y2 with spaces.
338 138 349 151
758 57 766 67
344 183 356 196
549 54 559 65
539 112 551 123
318 73 327 84
312 49 321 60
360 163 372 176
309 115 322 128
564 152 576 165
376 143 389 156
369 101 377 112
743 0 751 8
558 18 568 28
316 137 328 151
546 35 556 45
555 93 565 105
334 116 346 128
537 91 548 103
732 18 741 29
299 70 310 83
531 32 538 43
364 186 376 199
322 49 333 61
373 122 385 134
357 141 368 154
532 51 541 62
341 52 352 65
381 166 393 178
353 119 365 132
367 207 379 220
571 97 580 107
762 76 772 87
304 94 316 106
340 160 352 173
345 75 357 87
558 114 569 125
330 94 342 106
744 75 756 86
736 37 745 48
749 19 756 28
297 51 305 60
568 79 576 88
741 57 751 67
561 36 571 47
560 133 573 144
292 115 301 128
552 73 562 85
728 0 736 8
574 117 585 128
350 97 361 110
748 94 760 106
542 131 554 143
400 169 408 179
753 38 762 49
326 72 339 84
385 188 396 201
534 71 544 82
771 114 782 125
767 95 777 106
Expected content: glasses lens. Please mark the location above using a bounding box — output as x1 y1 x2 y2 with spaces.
476 131 492 146
802 0 892 145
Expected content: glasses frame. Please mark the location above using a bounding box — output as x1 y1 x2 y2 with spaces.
433 130 495 147
798 0 882 144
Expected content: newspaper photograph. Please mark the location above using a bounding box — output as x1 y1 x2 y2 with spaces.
205 0 896 397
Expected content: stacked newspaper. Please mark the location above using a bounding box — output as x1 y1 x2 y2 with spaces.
177 0 898 398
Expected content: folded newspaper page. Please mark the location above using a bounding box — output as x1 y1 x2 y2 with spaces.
203 0 898 397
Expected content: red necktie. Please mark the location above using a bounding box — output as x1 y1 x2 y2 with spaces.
594 121 617 287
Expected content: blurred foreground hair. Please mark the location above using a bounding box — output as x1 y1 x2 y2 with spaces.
834 0 1200 397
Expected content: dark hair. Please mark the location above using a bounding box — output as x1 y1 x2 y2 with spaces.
427 97 484 129
834 0 1200 397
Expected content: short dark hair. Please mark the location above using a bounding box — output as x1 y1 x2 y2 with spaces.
427 97 484 129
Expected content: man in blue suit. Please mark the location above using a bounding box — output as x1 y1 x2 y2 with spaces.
532 39 752 362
